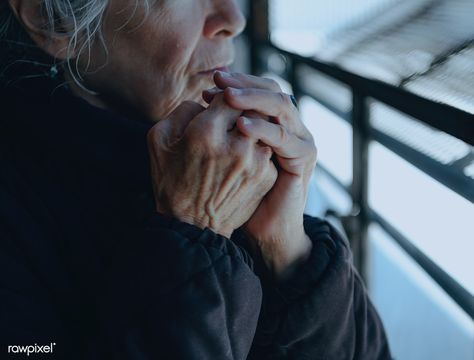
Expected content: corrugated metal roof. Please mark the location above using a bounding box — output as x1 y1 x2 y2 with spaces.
315 0 474 114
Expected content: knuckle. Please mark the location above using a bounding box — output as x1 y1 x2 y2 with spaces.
233 147 247 163
255 148 276 184
203 136 221 154
233 140 256 174
233 139 250 161
238 133 254 147
279 92 292 107
262 163 277 189
256 147 273 170
238 158 253 178
242 162 254 179
261 145 273 160
263 77 281 91
278 125 289 145
147 123 164 145
311 143 318 163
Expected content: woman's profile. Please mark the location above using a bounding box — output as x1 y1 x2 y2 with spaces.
0 0 391 358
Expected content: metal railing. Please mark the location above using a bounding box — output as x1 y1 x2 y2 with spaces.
247 0 474 320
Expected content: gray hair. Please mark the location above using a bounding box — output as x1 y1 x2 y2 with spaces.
0 0 150 88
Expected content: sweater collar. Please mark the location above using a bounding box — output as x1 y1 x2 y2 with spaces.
2 77 156 195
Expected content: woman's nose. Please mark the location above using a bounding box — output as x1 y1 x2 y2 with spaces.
204 0 247 39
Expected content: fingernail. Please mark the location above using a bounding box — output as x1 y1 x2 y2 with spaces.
218 71 231 78
242 117 252 126
229 88 242 96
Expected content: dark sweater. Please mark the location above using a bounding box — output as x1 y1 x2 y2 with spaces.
0 78 392 359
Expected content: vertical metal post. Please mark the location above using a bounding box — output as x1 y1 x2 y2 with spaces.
247 0 270 75
351 93 370 279
288 59 301 102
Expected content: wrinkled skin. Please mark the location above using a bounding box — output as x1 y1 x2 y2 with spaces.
148 94 278 238
203 72 317 275
8 0 317 276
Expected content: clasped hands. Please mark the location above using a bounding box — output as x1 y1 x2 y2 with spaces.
148 72 317 277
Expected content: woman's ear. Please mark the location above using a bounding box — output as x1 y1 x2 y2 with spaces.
8 0 71 59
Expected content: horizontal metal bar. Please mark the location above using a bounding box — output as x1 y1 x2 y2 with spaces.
263 42 474 147
371 211 474 320
317 163 351 194
262 40 474 316
298 89 352 124
296 88 473 203
262 42 474 203
372 129 474 203
315 164 474 319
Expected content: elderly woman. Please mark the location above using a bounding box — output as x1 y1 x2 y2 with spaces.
0 0 391 359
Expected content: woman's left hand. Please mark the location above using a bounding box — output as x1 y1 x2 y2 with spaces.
203 72 318 278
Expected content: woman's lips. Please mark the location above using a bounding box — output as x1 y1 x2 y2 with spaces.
215 66 230 73
198 66 230 76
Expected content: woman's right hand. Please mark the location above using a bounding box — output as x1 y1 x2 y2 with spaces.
147 94 278 238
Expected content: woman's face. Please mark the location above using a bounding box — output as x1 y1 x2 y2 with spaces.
77 0 246 121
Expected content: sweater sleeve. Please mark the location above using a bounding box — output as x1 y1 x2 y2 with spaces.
83 214 263 360
0 183 262 360
246 216 392 360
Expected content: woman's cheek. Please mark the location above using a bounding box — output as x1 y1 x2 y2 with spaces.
152 75 188 119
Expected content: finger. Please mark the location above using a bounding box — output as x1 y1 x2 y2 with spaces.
224 87 305 136
193 93 242 134
227 110 268 138
202 87 222 104
203 90 270 121
242 110 269 121
213 71 282 92
236 116 307 159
